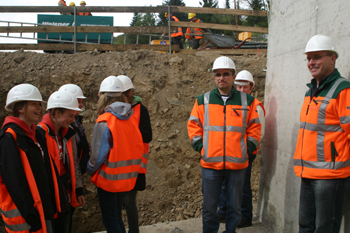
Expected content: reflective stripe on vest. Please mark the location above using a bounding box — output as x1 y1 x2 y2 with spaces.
251 99 265 155
0 128 46 233
294 78 350 172
37 123 78 207
171 16 183 38
91 112 144 192
202 91 252 164
190 19 204 39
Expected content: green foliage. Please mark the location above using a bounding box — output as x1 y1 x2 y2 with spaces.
157 0 187 26
199 0 218 7
240 0 268 27
197 0 218 26
115 12 158 45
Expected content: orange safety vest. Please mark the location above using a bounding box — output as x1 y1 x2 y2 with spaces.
37 123 79 207
77 12 92 16
185 27 192 40
193 19 204 39
131 104 149 174
185 19 205 40
171 15 183 38
294 69 350 179
251 100 265 155
187 88 261 170
91 112 144 192
59 0 67 6
0 128 47 233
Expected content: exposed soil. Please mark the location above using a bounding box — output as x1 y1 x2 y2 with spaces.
0 50 266 233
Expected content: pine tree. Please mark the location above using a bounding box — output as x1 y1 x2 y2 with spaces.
157 0 186 26
241 0 268 27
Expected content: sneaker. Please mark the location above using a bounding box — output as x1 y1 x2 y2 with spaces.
237 220 252 228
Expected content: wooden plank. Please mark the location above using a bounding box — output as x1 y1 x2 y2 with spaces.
0 26 176 34
177 48 267 56
175 6 267 17
0 6 168 13
0 6 267 17
172 21 268 34
0 43 180 52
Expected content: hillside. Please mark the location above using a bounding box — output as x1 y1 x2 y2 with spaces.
0 50 266 232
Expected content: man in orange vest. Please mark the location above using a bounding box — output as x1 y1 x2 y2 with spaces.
58 0 69 15
77 1 92 16
217 70 265 228
185 13 210 49
164 12 183 49
187 56 261 233
294 35 350 232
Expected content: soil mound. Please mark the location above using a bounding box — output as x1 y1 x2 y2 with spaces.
0 50 266 233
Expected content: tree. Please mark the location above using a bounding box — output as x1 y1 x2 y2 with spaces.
240 0 268 27
157 0 186 26
197 0 218 26
114 11 157 45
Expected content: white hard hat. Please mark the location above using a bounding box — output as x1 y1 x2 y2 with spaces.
234 70 255 86
212 56 236 71
58 84 86 99
99 76 125 96
304 35 338 58
117 75 134 91
5 84 44 112
47 91 81 111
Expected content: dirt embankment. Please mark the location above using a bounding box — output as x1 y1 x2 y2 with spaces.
0 50 266 233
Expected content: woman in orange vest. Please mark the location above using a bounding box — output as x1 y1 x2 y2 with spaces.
0 84 57 233
38 91 85 233
58 84 89 233
87 75 144 233
118 75 152 233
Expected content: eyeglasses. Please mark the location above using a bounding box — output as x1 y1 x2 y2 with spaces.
214 72 233 78
305 54 332 62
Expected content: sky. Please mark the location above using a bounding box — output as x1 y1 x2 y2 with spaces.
0 0 228 44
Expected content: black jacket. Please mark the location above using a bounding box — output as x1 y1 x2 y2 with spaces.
71 115 90 175
132 102 152 191
0 123 56 232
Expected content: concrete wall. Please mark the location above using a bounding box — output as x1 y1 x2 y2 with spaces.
258 0 350 232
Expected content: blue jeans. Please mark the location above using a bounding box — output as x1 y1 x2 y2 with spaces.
202 167 246 233
299 177 350 233
218 154 256 222
97 187 126 233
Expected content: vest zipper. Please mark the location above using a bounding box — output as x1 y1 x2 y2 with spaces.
301 96 317 176
223 103 227 170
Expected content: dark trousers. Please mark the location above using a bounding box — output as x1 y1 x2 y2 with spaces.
202 167 246 233
69 206 75 233
192 39 200 49
97 187 126 233
299 177 350 233
124 190 139 233
54 210 71 233
171 36 183 49
217 154 256 222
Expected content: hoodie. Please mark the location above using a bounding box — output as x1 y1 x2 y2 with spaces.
87 102 133 175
